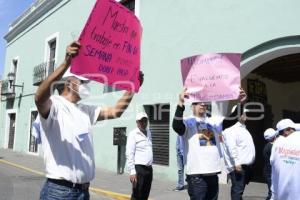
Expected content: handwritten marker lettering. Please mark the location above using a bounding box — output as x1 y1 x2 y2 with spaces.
90 28 112 49
71 0 142 92
181 53 241 102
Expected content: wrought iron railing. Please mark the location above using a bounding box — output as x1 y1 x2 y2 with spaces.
0 79 14 95
33 60 55 86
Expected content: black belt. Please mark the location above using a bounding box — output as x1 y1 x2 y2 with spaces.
135 164 152 169
47 178 90 190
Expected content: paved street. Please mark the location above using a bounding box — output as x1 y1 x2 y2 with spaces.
0 161 43 200
0 162 111 200
0 149 268 200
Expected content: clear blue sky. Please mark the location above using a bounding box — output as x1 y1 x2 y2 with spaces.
0 0 35 79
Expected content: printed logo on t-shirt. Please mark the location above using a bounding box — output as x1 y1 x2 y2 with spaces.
197 131 216 146
195 121 216 146
276 146 300 165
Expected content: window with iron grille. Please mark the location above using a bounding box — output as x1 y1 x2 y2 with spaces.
144 104 170 166
29 111 38 153
8 113 16 149
48 39 56 75
11 58 18 91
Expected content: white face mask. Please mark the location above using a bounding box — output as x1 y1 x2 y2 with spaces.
69 82 91 99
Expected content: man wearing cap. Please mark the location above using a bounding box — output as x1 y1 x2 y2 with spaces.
270 119 300 200
126 112 153 200
222 107 255 200
172 88 247 200
263 128 277 200
35 41 143 199
275 118 299 137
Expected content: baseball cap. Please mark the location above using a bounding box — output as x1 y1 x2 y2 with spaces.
276 119 297 133
62 68 89 81
136 112 148 121
263 128 277 141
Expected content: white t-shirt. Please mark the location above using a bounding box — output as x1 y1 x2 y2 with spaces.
222 122 256 173
183 116 222 175
39 95 101 183
270 132 300 200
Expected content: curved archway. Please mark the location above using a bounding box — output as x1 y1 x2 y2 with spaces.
241 35 300 78
210 36 300 183
240 35 300 182
215 36 300 116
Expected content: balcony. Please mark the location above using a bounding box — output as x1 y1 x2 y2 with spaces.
33 60 55 86
0 79 15 98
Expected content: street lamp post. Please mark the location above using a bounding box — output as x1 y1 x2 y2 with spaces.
7 72 24 93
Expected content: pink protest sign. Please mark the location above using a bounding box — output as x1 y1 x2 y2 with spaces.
181 53 241 102
71 0 142 92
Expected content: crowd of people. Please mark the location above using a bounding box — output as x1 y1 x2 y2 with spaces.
172 88 300 200
33 41 300 200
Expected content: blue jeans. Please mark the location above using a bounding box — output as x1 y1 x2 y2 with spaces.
229 165 252 200
176 150 184 188
186 175 219 200
40 180 90 200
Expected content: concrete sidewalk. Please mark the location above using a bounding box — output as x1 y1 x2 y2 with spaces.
0 148 268 200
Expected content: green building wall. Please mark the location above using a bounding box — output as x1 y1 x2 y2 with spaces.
1 0 300 182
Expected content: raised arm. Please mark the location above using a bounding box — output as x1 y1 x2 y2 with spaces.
222 87 248 130
34 41 81 119
172 88 188 136
97 72 144 121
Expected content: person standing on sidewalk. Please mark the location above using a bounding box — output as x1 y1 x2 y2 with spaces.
263 128 277 200
35 41 143 200
173 135 185 191
270 119 300 200
126 112 153 200
222 107 256 200
172 88 247 200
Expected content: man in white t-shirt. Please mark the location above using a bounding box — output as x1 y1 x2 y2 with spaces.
270 119 300 200
222 108 256 200
35 41 143 200
172 88 247 200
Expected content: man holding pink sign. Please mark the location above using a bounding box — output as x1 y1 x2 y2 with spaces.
35 41 143 200
172 53 247 200
172 88 246 200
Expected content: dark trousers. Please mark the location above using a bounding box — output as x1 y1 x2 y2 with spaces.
186 174 219 200
264 173 272 200
131 165 153 200
229 165 252 200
